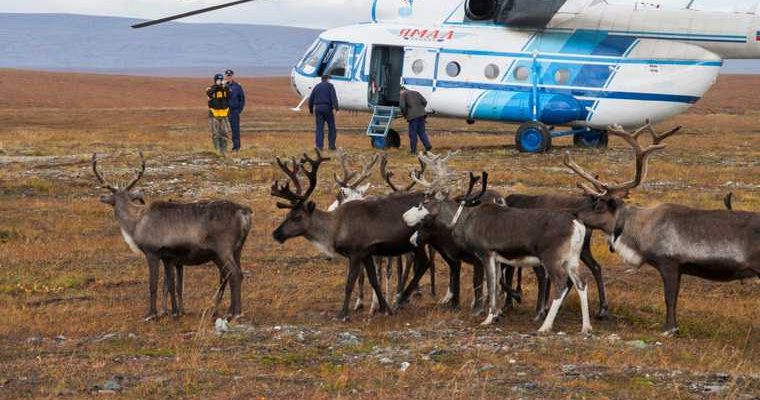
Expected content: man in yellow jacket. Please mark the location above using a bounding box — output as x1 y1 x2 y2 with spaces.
206 73 231 155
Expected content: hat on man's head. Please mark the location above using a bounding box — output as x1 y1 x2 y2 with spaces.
225 69 234 76
214 73 224 81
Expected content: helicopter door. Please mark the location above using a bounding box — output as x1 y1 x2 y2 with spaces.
402 47 437 99
368 45 405 107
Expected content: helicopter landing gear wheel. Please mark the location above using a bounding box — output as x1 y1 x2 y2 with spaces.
515 121 551 153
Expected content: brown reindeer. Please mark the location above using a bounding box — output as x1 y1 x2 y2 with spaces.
564 125 760 335
93 153 252 320
272 150 431 321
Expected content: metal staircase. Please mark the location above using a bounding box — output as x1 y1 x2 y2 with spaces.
366 105 396 138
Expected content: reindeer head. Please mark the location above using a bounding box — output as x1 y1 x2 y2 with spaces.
565 121 680 233
92 152 147 207
328 149 379 211
271 149 330 243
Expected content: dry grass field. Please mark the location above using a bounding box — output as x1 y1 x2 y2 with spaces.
0 69 758 399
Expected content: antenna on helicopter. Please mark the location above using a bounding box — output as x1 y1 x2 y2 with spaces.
131 0 257 29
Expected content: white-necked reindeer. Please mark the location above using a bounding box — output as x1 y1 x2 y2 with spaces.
564 124 759 336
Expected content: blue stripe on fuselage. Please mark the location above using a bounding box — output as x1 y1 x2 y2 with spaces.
402 77 701 104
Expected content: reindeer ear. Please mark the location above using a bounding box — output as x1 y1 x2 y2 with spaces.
357 182 371 194
306 201 317 214
100 194 115 206
129 190 146 204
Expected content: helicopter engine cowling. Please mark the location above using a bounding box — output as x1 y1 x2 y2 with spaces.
465 0 570 28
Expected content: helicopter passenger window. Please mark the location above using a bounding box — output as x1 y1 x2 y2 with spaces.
514 66 530 81
554 68 571 85
412 59 425 75
301 40 330 75
484 64 500 80
325 43 351 78
446 61 461 78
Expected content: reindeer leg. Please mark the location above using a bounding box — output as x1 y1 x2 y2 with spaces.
428 246 436 297
657 262 682 337
162 260 179 319
144 254 161 321
353 269 365 311
501 264 516 311
567 264 592 335
471 260 485 316
338 257 363 321
481 252 499 326
385 257 392 305
225 257 244 320
212 262 229 318
538 267 570 334
175 264 184 315
364 256 392 316
439 254 460 310
400 255 412 298
161 261 170 317
533 266 549 322
580 233 609 319
396 256 404 298
395 248 430 309
515 267 523 302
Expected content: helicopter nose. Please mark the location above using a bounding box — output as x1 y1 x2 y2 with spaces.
290 69 301 98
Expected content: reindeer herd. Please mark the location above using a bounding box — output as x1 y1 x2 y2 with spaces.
92 123 759 336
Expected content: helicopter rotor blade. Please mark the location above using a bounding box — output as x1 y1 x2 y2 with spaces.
131 0 257 29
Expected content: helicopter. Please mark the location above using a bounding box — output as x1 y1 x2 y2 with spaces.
134 0 760 152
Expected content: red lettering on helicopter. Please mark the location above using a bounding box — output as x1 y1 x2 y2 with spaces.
396 28 458 42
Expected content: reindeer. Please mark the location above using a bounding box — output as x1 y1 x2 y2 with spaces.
271 150 431 321
384 154 533 315
92 152 252 320
378 155 437 300
403 154 592 334
503 122 681 319
564 125 759 336
327 150 388 313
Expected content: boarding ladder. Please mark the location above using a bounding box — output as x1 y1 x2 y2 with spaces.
366 105 396 138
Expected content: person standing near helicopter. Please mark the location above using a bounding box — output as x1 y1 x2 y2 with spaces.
206 73 231 156
308 75 339 151
399 86 432 154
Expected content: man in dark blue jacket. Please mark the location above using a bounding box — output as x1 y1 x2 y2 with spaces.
225 69 246 152
308 75 339 151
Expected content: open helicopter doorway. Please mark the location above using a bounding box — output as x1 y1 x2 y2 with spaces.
368 45 404 107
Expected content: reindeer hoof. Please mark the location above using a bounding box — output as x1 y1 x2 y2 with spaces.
471 304 485 317
143 313 159 322
581 327 593 336
661 328 679 337
480 313 498 326
335 312 350 322
172 312 181 320
595 307 610 320
353 302 364 312
440 301 460 311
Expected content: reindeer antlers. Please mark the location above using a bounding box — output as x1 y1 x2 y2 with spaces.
333 149 379 189
410 150 462 195
380 154 426 193
461 171 489 206
92 152 146 192
271 149 330 208
564 122 679 197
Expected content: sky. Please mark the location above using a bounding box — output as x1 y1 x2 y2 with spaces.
0 0 372 29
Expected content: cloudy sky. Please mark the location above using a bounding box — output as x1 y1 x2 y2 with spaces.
0 0 373 29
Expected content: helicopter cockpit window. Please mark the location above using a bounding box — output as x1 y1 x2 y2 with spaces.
325 43 351 78
300 40 330 75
